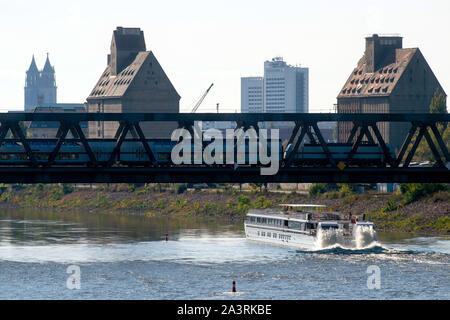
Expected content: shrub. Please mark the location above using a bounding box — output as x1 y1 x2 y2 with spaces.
175 184 187 194
154 198 168 209
338 184 354 197
174 198 188 209
95 193 109 207
50 188 64 201
253 196 272 209
237 195 250 206
401 183 447 204
308 183 327 198
434 216 450 233
381 198 399 213
62 184 74 195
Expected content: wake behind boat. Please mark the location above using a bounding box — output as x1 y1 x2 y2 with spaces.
244 204 378 250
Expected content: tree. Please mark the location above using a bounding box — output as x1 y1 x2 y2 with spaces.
408 90 448 162
430 88 447 114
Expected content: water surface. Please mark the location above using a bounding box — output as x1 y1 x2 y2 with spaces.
0 209 448 299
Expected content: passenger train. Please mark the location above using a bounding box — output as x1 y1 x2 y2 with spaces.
0 139 395 166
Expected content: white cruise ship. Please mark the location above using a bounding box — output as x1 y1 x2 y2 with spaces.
244 204 377 250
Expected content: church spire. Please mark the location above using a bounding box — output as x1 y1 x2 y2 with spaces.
42 53 54 73
27 55 39 74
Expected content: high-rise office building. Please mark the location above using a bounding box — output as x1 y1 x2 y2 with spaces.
241 57 309 114
241 77 263 113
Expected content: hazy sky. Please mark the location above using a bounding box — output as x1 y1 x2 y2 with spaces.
0 0 449 112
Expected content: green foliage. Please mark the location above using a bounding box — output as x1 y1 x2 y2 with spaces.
308 183 341 198
154 198 168 209
50 188 63 201
175 184 187 194
0 192 11 202
127 184 137 193
249 183 263 193
434 216 450 233
430 89 447 114
381 198 400 213
338 184 354 197
308 183 328 198
400 183 447 204
62 184 74 195
253 196 272 209
237 195 250 206
174 198 188 209
406 90 448 161
95 193 109 207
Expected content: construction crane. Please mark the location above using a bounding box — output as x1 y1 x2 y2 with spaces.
190 83 214 113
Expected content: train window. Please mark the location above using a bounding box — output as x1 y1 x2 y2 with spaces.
158 153 169 161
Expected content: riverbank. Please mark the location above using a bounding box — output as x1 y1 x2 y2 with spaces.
0 183 448 235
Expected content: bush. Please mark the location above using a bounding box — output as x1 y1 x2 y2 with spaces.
62 184 74 195
434 216 450 233
174 198 188 209
175 184 187 194
50 188 64 201
34 184 45 193
338 184 355 197
154 198 168 209
308 183 327 198
237 195 250 206
253 196 272 209
381 198 399 213
401 183 447 204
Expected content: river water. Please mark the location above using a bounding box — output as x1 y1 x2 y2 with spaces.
0 209 448 300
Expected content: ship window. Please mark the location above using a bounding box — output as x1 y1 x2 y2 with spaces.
288 221 302 230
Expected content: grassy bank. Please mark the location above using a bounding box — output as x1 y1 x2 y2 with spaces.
0 183 448 235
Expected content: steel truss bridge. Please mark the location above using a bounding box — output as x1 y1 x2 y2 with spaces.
0 112 449 183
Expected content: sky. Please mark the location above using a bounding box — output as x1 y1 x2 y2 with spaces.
0 0 449 113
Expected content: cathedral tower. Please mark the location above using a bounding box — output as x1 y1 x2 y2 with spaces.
24 54 57 111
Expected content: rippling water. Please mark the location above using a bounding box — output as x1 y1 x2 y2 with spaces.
0 209 448 299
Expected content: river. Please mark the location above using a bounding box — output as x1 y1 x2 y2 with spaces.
0 209 448 299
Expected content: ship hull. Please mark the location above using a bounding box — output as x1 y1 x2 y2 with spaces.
244 222 316 249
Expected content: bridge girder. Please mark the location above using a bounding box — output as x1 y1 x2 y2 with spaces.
0 112 449 183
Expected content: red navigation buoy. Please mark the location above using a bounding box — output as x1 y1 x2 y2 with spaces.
232 280 236 293
165 233 168 241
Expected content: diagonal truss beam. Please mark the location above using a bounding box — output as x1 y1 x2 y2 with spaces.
133 121 157 164
9 122 38 167
311 122 336 167
107 121 130 167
